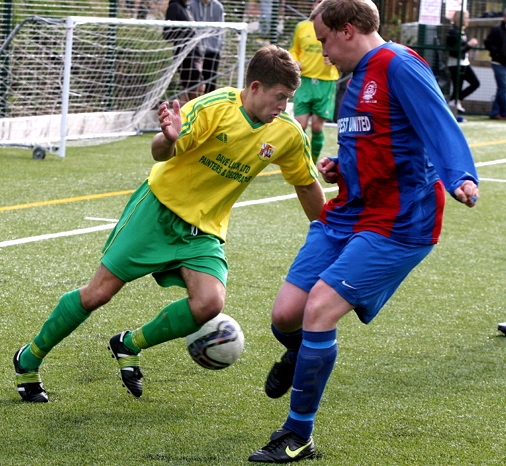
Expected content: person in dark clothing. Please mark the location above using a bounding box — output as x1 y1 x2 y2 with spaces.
484 8 506 120
188 0 225 94
446 10 480 113
164 0 205 104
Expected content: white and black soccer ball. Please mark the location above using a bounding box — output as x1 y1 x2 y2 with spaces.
186 313 245 370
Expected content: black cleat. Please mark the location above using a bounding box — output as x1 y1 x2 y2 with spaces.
13 345 48 403
498 322 506 335
265 351 296 399
249 428 315 463
108 331 143 398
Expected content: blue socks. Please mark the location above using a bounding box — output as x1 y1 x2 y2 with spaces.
271 324 302 364
283 329 337 440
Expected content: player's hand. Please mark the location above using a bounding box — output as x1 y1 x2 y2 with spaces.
318 157 338 184
158 100 182 143
454 180 479 207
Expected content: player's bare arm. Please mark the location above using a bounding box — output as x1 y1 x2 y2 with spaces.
454 180 479 207
151 100 182 161
294 181 326 221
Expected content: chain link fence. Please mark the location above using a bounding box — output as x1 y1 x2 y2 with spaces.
2 0 506 116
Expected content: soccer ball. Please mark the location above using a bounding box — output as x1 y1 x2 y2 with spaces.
186 313 245 370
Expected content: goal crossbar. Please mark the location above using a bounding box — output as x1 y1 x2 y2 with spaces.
59 17 248 159
0 16 248 158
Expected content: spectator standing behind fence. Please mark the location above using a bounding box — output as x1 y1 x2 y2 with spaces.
484 8 506 120
188 0 225 94
164 0 206 105
259 0 273 37
446 10 480 114
289 0 339 164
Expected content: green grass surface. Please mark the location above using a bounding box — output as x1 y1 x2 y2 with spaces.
1 116 505 465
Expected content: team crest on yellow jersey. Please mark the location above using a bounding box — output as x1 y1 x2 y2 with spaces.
258 142 275 160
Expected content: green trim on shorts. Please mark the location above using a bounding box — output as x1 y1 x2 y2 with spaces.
293 76 337 120
101 181 228 288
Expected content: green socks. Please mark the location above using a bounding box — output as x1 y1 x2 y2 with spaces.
20 289 90 371
311 130 325 164
20 294 201 369
127 298 201 351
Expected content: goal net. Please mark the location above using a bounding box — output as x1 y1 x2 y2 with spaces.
0 15 248 158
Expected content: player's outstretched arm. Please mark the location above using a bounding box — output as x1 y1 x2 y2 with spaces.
295 181 326 221
151 100 182 161
454 180 479 207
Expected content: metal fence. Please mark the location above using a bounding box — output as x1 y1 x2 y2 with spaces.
2 0 506 116
404 11 505 116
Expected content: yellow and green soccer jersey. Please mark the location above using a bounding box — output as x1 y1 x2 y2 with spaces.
289 20 339 81
148 87 317 241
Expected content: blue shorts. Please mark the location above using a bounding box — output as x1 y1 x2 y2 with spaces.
286 221 434 324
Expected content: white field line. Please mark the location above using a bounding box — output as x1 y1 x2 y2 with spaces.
475 159 506 167
1 156 505 249
0 187 338 248
0 223 118 248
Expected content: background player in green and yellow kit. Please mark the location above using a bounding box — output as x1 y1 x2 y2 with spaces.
289 0 339 164
13 45 326 403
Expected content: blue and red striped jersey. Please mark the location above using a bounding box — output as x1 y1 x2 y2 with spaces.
320 42 478 244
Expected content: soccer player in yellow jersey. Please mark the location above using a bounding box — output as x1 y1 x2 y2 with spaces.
289 0 339 164
13 45 325 403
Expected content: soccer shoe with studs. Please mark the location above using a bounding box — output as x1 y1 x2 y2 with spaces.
108 331 143 398
13 345 48 403
265 351 296 399
248 428 315 463
498 322 506 335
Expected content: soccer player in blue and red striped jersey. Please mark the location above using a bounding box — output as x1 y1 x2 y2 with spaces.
250 0 479 462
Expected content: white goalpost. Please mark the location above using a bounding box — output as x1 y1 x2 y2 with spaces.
0 16 248 158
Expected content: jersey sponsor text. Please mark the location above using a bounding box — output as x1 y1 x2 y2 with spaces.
337 115 373 134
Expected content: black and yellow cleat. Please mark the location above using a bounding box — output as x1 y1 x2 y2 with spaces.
249 428 315 463
13 345 48 403
108 331 143 398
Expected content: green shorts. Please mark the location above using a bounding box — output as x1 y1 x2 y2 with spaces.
101 181 228 288
293 76 337 120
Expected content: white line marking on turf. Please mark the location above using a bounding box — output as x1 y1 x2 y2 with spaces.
233 187 337 208
475 159 506 167
0 188 339 249
2 170 505 249
479 177 506 182
85 216 121 222
0 224 117 248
